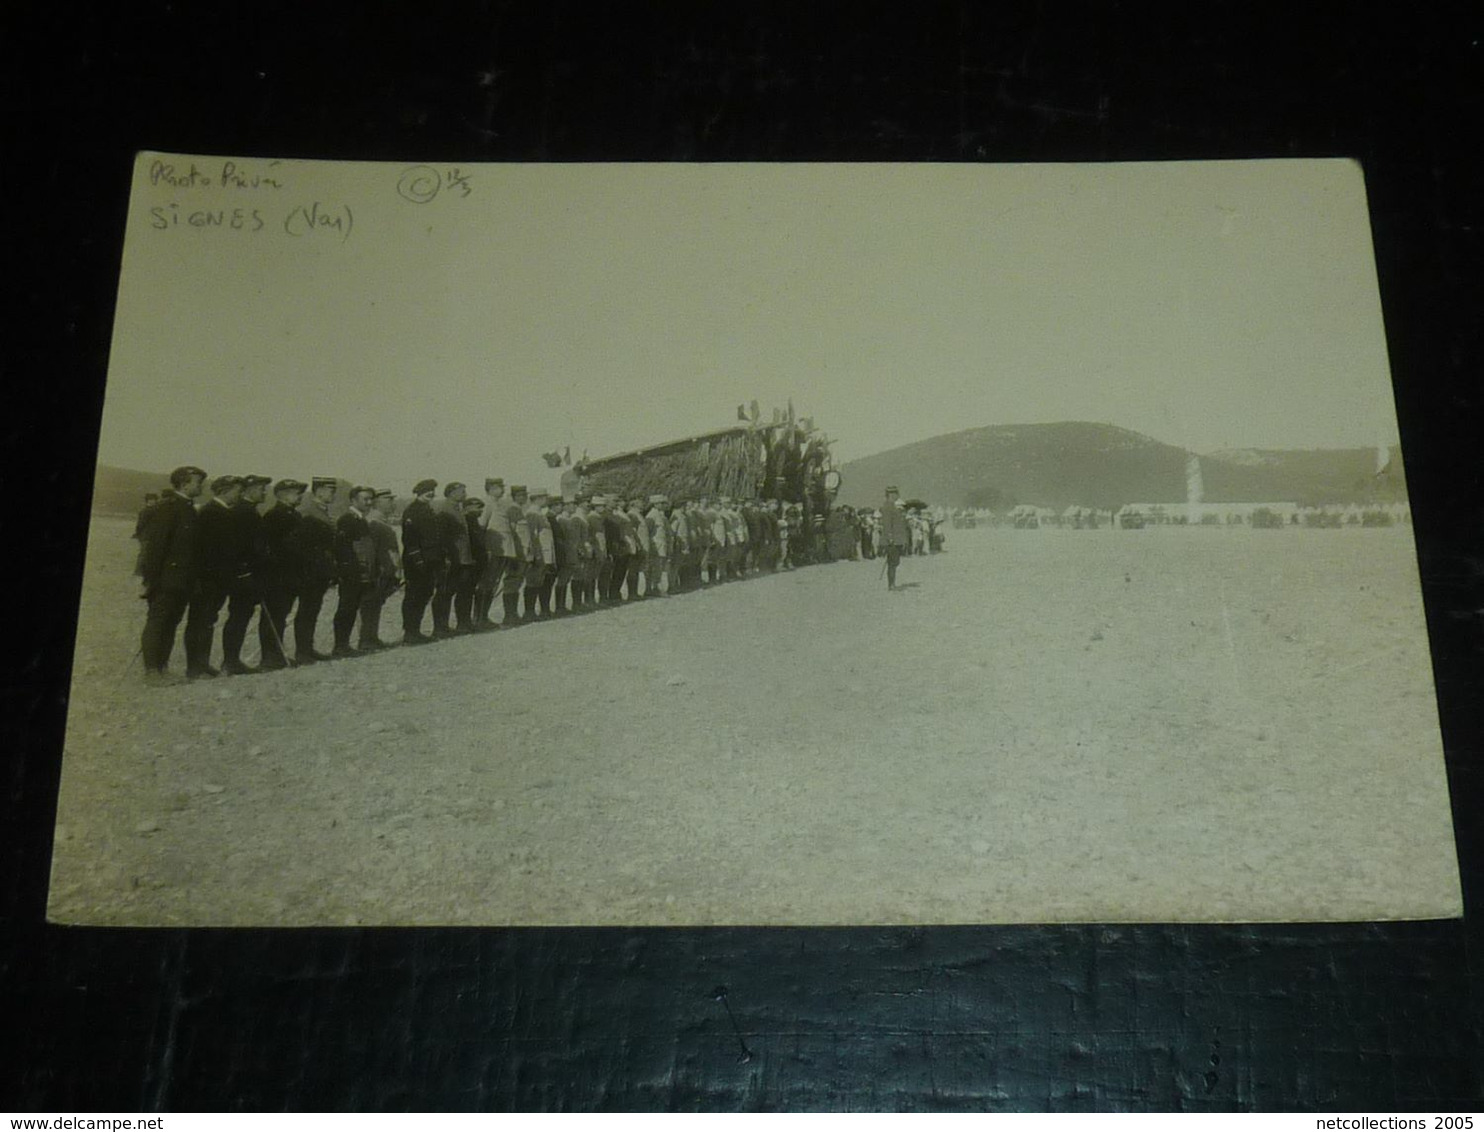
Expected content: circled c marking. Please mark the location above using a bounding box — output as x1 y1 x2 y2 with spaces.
397 166 441 204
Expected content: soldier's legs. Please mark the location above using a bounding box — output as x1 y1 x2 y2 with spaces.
360 587 388 648
184 585 227 675
431 566 455 633
221 586 258 666
294 579 329 658
475 564 498 625
141 588 190 673
258 585 294 667
402 567 434 638
537 567 556 616
453 564 477 629
885 544 902 588
501 559 523 624
332 580 363 650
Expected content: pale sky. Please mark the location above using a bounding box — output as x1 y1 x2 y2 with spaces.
99 156 1400 493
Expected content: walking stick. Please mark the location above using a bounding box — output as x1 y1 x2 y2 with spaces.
260 601 298 668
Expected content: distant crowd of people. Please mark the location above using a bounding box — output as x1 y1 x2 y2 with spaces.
130 468 924 684
825 504 944 561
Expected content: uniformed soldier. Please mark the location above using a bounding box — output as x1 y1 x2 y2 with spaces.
549 495 573 615
183 474 247 679
432 482 473 636
573 495 601 610
291 476 339 663
476 478 512 628
400 479 442 644
498 484 530 625
645 494 671 596
220 473 271 675
879 485 910 590
138 465 206 683
520 488 554 621
363 489 401 649
700 496 724 584
257 478 306 670
462 496 492 630
625 497 652 599
329 485 379 657
132 493 160 578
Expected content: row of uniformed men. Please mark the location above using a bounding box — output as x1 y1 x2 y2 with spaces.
135 467 806 683
400 477 802 641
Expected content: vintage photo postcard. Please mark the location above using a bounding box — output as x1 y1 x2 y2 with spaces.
49 155 1461 925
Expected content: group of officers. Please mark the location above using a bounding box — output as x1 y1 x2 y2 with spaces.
132 466 857 683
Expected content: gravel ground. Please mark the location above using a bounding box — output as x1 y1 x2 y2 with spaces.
48 518 1460 926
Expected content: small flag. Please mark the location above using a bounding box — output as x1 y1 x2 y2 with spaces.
541 450 563 468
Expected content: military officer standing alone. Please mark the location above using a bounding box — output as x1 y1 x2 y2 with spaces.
292 476 339 663
138 465 206 683
879 485 910 590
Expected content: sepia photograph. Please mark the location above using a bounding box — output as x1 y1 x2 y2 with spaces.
49 153 1461 927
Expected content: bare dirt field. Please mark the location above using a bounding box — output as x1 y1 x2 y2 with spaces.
48 518 1460 926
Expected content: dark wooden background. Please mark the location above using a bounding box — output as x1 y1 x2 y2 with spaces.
4 2 1482 1110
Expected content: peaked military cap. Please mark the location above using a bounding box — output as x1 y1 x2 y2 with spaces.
413 478 438 496
510 484 529 495
312 476 338 490
349 484 375 498
463 497 486 510
485 477 505 488
242 474 272 487
273 478 308 494
443 481 466 497
373 488 395 500
885 484 900 493
210 474 244 493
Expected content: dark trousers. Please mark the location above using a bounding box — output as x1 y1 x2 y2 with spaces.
607 553 630 600
431 563 457 632
141 587 190 672
184 583 227 673
294 578 331 658
885 543 903 588
402 565 437 637
221 585 259 664
332 577 376 648
259 582 296 665
362 581 392 646
498 558 524 624
452 563 478 628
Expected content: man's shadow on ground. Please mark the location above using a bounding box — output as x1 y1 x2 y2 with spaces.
890 582 922 591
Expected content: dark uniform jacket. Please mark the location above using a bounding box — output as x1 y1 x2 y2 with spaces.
466 514 488 571
138 490 198 594
879 500 910 547
195 497 251 590
293 499 338 584
231 500 266 585
400 498 444 573
260 502 302 587
334 507 376 584
435 498 474 566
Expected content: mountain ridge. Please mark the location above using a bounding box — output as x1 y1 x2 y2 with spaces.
835 422 1405 510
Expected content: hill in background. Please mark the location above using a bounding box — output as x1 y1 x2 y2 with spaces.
835 422 1406 511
